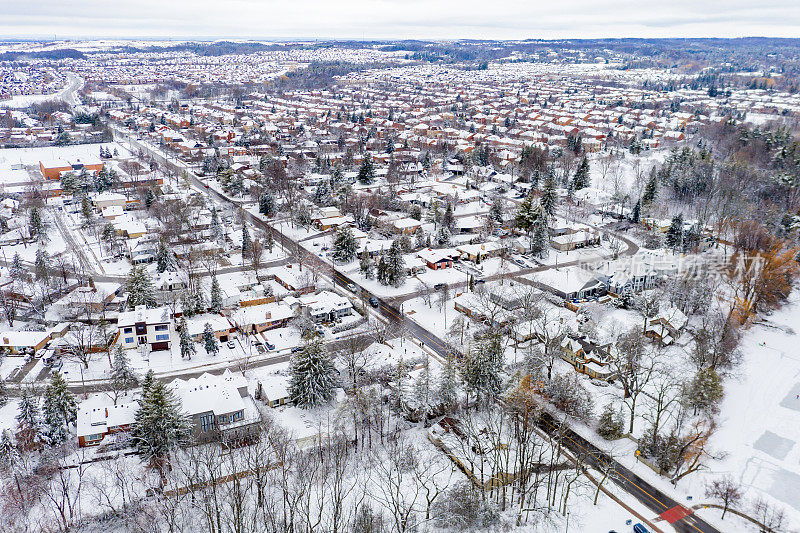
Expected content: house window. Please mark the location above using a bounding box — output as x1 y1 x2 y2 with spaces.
218 414 227 424
125 337 134 344
86 433 102 442
154 324 168 331
155 334 169 341
200 414 215 432
124 327 133 334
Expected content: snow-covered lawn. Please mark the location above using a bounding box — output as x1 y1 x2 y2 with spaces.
695 291 800 527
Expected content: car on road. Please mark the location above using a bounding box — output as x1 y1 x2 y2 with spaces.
433 283 448 290
474 278 486 286
369 297 379 308
291 346 303 353
227 340 236 349
346 283 357 293
633 524 650 533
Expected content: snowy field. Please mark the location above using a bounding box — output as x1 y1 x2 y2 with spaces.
696 290 800 526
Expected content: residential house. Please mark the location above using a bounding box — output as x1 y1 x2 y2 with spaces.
172 370 259 443
560 335 617 381
77 401 137 447
457 242 502 263
299 291 353 323
417 248 453 270
0 331 50 356
117 306 173 352
233 302 296 334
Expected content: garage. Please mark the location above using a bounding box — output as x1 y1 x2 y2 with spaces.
150 342 170 352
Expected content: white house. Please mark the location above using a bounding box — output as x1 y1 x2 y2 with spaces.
117 306 173 352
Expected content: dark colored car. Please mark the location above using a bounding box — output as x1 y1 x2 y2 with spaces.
433 283 447 290
369 297 379 308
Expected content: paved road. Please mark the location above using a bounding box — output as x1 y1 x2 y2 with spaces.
59 72 84 107
537 412 720 533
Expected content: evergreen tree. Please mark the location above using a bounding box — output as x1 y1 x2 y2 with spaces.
179 318 195 360
632 200 641 223
110 347 139 401
461 334 503 399
441 201 455 230
683 223 701 253
94 166 112 191
259 193 276 217
156 239 171 273
438 352 459 410
126 266 156 309
413 359 436 419
34 249 50 282
642 173 658 206
571 156 590 190
376 255 389 285
210 207 224 242
0 432 20 472
597 403 625 440
141 369 155 397
359 249 374 279
209 275 223 312
41 371 77 445
357 155 375 185
530 213 549 257
489 199 503 223
514 194 538 235
16 389 40 447
426 200 441 225
131 379 189 464
81 197 94 228
9 252 26 283
28 206 47 242
665 214 684 251
685 368 724 415
332 226 358 263
264 231 274 253
203 323 218 356
540 173 558 220
385 240 406 287
241 224 251 257
288 339 337 408
436 226 451 246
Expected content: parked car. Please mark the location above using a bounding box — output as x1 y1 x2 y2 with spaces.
433 283 448 290
474 278 486 286
633 524 650 533
227 340 236 349
43 352 59 368
291 346 303 353
265 342 275 351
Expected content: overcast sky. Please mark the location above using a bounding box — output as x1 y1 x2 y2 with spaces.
3 0 800 40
